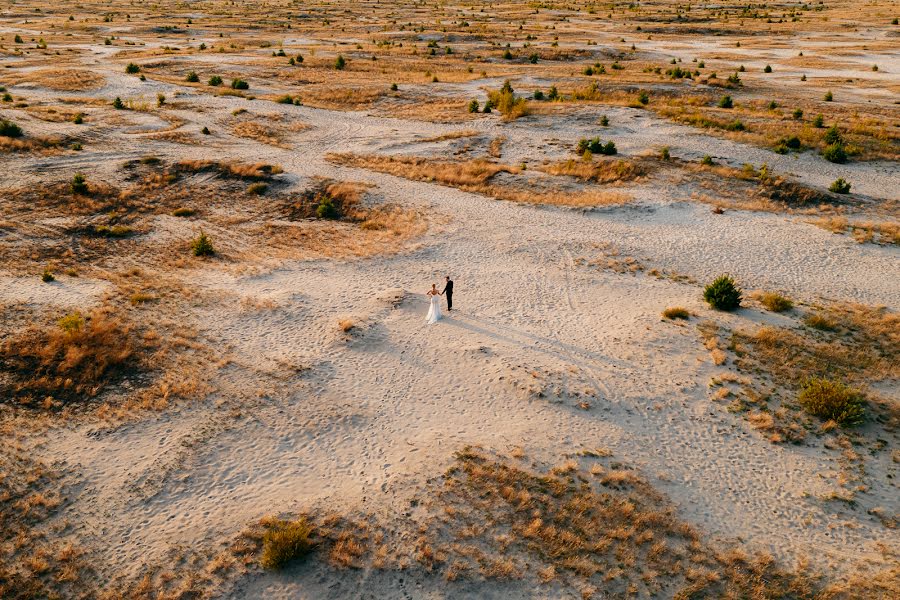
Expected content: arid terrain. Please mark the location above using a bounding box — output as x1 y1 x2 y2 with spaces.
1 1 898 598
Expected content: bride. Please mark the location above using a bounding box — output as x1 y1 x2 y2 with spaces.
425 283 442 324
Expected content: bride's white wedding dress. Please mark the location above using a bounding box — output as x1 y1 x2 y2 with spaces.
425 293 442 324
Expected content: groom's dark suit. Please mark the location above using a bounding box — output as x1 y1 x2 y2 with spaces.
442 279 454 311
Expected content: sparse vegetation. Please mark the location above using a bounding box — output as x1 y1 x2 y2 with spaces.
829 178 851 194
662 307 690 320
191 230 215 256
798 378 865 426
260 518 314 570
756 292 793 313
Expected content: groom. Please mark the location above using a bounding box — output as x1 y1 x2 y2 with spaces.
442 275 453 311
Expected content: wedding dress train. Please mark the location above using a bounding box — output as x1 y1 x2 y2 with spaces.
425 294 442 324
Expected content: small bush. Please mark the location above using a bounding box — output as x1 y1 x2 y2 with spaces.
73 113 84 124
823 91 833 101
659 146 670 160
829 178 851 194
662 307 689 320
201 126 210 135
718 95 733 108
467 99 479 113
798 378 865 426
112 96 125 109
637 90 649 105
0 119 23 138
276 94 294 104
42 268 55 283
700 155 714 166
812 115 824 128
260 518 314 570
792 108 803 120
58 312 85 334
599 115 609 126
172 207 195 217
125 63 140 74
335 54 346 70
231 78 249 90
191 230 215 256
703 275 742 311
156 93 166 107
763 65 772 73
70 173 88 195
757 292 793 313
185 71 199 82
822 143 847 164
208 75 223 86
823 125 843 145
316 196 340 219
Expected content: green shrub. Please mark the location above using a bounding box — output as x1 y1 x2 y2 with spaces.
502 49 513 59
467 99 479 113
41 268 55 283
829 178 851 194
172 207 195 217
156 93 166 107
763 64 772 73
757 292 793 312
637 90 649 105
700 155 714 166
718 95 733 108
316 196 340 219
125 62 140 74
191 230 215 256
823 125 843 145
822 143 847 164
659 146 670 160
95 225 132 238
599 115 609 126
725 120 745 132
792 108 803 120
247 182 268 195
390 83 398 91
231 78 249 90
532 90 544 100
276 94 294 104
798 378 865 426
813 115 824 128
823 91 833 101
73 113 83 124
201 126 210 135
112 96 125 109
208 75 223 86
260 518 314 570
185 71 199 82
335 54 346 70
58 312 85 334
14 34 23 43
703 275 742 311
70 173 88 195
0 119 23 138
575 137 616 155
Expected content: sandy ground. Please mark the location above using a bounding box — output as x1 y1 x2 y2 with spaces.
1 3 898 597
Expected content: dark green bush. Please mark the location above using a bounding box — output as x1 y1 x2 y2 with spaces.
828 178 851 194
468 99 479 113
125 63 140 74
112 97 125 109
718 95 733 108
798 378 865 426
70 173 88 195
185 71 199 82
703 275 742 311
191 230 215 256
335 55 346 70
208 75 223 86
822 143 847 164
637 90 649 105
231 78 249 90
0 119 23 137
316 196 340 219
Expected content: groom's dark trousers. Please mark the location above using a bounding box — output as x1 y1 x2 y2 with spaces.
443 280 453 310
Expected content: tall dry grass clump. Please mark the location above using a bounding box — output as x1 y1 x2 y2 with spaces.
260 518 315 570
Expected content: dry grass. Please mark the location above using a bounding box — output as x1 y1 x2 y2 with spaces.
541 158 646 184
2 68 105 91
0 307 146 409
327 153 629 207
753 291 794 313
812 217 899 246
662 307 690 320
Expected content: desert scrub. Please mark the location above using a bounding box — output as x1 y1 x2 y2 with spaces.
247 182 268 195
191 230 215 256
662 307 690 320
756 292 793 313
70 173 88 195
0 308 138 406
0 119 23 137
798 378 865 426
703 275 742 311
261 518 314 569
316 196 340 219
208 75 223 86
125 62 140 74
829 178 851 194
